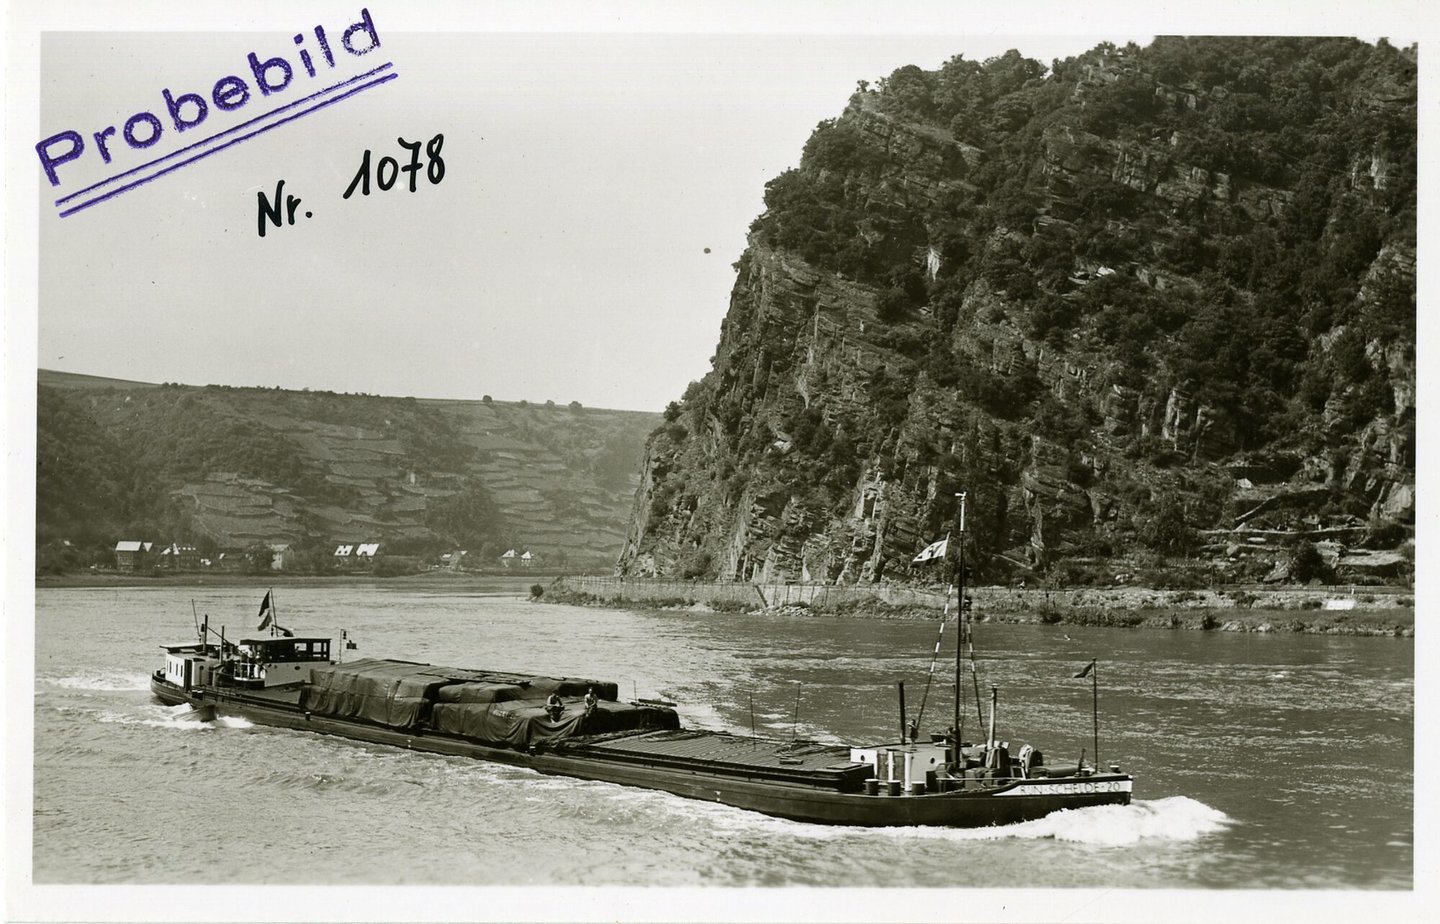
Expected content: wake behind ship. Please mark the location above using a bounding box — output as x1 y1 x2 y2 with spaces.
149 600 1133 828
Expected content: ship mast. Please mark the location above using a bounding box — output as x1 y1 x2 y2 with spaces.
952 491 966 744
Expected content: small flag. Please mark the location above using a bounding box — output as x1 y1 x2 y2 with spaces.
912 538 949 563
1073 659 1096 679
256 591 274 631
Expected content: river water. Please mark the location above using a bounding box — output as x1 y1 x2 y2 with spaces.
29 584 1412 893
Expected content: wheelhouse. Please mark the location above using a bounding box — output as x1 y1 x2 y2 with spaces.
232 637 334 686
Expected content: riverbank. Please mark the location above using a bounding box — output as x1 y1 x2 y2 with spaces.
842 602 1414 637
34 572 547 593
35 573 1414 637
544 582 1415 638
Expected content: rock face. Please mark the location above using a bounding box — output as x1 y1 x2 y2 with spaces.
618 37 1415 586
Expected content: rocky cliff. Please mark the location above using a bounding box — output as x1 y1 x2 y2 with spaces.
618 37 1415 587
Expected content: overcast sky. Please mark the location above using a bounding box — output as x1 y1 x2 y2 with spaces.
30 1 1425 414
37 26 1150 412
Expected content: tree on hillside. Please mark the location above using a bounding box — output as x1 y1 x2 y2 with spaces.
1137 491 1197 556
1290 540 1331 584
244 543 275 574
425 480 506 549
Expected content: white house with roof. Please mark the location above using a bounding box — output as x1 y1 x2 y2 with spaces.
158 543 200 570
114 540 153 572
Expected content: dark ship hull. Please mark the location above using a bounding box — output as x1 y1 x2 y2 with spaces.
150 659 1132 828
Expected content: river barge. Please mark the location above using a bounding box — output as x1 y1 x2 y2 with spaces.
150 606 1132 828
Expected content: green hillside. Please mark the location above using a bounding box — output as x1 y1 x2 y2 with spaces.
36 371 658 574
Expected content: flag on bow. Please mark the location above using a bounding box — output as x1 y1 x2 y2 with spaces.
912 537 948 563
256 591 274 631
1073 659 1096 679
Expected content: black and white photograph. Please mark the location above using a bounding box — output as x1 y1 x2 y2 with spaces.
4 1 1427 920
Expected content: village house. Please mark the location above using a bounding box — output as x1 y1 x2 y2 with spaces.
114 540 153 572
438 549 468 571
211 550 245 572
268 543 292 571
157 543 201 570
334 542 380 570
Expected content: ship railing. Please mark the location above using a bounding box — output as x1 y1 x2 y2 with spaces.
232 661 264 681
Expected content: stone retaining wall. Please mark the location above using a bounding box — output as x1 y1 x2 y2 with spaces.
557 576 1413 613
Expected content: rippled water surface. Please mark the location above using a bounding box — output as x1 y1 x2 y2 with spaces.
32 584 1412 888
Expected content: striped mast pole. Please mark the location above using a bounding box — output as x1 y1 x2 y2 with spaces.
913 524 954 737
952 491 966 745
1092 660 1099 769
1073 658 1099 771
914 611 946 733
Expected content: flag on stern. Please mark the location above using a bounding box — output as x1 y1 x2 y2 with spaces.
256 591 274 631
912 537 949 563
1073 659 1096 679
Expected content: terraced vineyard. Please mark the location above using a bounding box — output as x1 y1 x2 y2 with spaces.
36 370 658 570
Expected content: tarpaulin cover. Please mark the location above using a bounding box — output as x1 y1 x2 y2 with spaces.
302 659 451 728
515 677 616 700
303 659 628 733
435 673 619 701
433 682 527 704
429 699 679 747
430 701 587 746
580 700 681 736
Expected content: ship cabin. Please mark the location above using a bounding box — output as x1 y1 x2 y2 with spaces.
850 739 952 791
160 642 217 692
231 637 334 688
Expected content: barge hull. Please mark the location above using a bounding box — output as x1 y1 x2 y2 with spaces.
151 676 1131 828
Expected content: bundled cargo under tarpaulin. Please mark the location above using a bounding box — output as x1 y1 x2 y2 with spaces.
433 682 528 705
301 659 452 728
430 701 586 746
301 659 630 735
432 676 621 704
578 700 681 736
430 698 680 747
518 677 620 700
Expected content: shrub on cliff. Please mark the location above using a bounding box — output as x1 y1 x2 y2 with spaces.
1290 540 1331 584
624 36 1414 585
